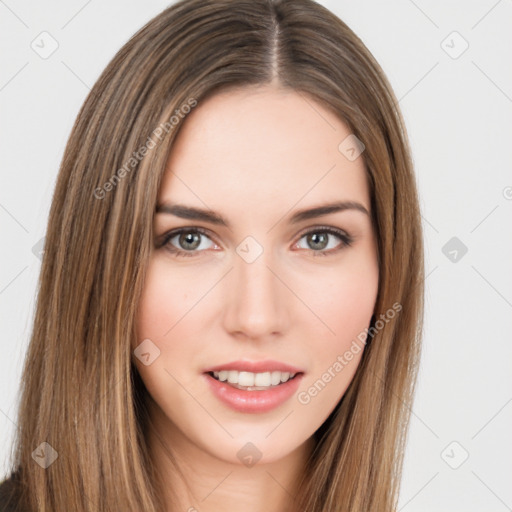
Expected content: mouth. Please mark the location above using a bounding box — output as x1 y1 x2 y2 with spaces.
205 370 303 391
203 369 305 413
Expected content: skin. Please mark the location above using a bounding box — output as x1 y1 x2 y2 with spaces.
133 84 379 512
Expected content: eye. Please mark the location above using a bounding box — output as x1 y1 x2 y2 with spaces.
294 226 353 256
157 226 353 258
158 227 218 257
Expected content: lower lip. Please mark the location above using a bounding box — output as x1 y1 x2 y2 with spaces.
203 372 304 413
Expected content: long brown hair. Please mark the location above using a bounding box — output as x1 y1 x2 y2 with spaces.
4 0 424 510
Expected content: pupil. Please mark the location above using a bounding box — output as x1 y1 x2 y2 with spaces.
180 232 200 250
309 233 327 250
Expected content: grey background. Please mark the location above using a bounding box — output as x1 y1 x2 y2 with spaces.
1 1 511 510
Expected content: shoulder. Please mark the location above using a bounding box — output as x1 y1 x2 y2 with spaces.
0 471 26 512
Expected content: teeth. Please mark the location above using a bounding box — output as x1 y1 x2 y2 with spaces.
271 371 281 386
212 370 296 388
239 371 255 386
255 372 270 386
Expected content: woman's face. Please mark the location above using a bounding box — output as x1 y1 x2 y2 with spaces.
133 85 379 466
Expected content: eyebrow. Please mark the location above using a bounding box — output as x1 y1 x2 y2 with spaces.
155 200 369 228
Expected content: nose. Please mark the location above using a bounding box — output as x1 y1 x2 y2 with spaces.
221 246 289 341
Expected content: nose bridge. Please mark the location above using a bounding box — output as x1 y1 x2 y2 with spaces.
223 238 288 337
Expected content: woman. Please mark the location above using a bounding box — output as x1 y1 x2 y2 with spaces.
0 0 424 510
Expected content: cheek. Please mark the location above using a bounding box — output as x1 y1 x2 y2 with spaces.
135 257 199 344
301 246 379 343
135 271 174 343
323 271 378 337
133 259 200 384
295 247 379 407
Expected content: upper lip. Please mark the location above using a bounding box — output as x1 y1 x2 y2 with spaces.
203 360 305 374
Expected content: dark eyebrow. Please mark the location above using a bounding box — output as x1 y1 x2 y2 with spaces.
287 201 369 223
155 200 370 228
156 203 230 226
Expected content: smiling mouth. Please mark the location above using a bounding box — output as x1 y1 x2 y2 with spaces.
206 370 302 391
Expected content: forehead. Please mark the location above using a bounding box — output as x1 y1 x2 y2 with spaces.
159 86 370 221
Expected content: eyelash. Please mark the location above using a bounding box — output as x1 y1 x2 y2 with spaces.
158 226 353 258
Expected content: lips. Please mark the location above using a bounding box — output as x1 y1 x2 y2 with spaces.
202 359 306 413
202 359 305 374
203 371 304 413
